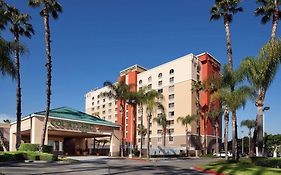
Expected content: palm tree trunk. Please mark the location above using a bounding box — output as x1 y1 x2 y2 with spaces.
139 106 143 158
215 123 219 155
248 132 252 157
185 127 189 157
232 110 238 160
14 30 22 150
0 130 7 152
41 8 52 150
204 115 207 155
163 129 166 147
146 113 151 159
256 104 264 156
224 14 233 69
224 109 229 160
120 103 125 157
271 0 278 39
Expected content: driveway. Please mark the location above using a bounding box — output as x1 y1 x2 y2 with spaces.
0 157 215 175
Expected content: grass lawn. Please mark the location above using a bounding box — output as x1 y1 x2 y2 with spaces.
200 159 281 175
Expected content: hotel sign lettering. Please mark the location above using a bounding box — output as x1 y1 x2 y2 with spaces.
50 120 96 133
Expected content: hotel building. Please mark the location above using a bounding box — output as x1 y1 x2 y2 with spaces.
85 52 221 154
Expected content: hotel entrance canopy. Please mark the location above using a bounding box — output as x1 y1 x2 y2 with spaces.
10 107 121 156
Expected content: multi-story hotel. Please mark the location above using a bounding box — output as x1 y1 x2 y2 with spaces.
85 52 221 154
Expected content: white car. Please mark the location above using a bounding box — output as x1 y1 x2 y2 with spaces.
213 151 232 157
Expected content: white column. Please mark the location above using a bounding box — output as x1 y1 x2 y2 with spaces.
59 141 63 151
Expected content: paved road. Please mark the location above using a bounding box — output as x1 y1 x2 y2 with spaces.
0 157 215 175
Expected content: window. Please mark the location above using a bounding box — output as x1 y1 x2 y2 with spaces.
97 106 100 109
169 69 174 75
92 96 95 100
158 89 163 93
108 115 111 119
168 129 174 135
149 130 152 135
158 137 162 143
115 108 117 112
103 98 105 102
126 126 128 131
139 87 142 91
97 95 100 99
169 111 175 118
97 100 100 104
158 73 162 79
149 122 152 127
138 139 141 143
138 116 141 121
197 65 201 73
115 114 118 118
157 130 162 134
102 111 105 114
169 94 174 100
126 118 128 124
148 84 152 90
115 120 118 123
91 107 95 111
169 103 174 109
139 80 142 85
102 105 105 108
92 102 94 106
169 77 174 84
158 81 162 86
108 109 112 113
148 76 152 82
168 120 174 126
197 74 200 81
109 102 112 107
169 136 174 142
169 85 174 92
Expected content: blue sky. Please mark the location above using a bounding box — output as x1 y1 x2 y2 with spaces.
0 0 280 136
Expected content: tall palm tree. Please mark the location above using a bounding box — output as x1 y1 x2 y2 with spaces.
240 39 281 156
0 37 15 76
138 124 147 157
191 81 203 153
5 5 34 149
241 119 255 156
28 0 62 150
100 81 130 157
255 0 281 39
177 114 196 156
143 90 163 159
210 0 243 69
153 112 167 147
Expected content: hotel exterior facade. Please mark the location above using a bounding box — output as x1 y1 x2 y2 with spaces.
85 52 221 154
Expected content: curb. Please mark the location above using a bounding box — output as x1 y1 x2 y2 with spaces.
191 166 226 175
125 157 149 162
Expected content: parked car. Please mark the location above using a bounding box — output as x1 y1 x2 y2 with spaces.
213 151 232 158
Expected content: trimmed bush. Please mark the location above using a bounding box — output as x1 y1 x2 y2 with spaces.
40 153 57 161
18 143 39 152
251 157 281 168
0 151 56 162
0 152 25 162
42 145 53 153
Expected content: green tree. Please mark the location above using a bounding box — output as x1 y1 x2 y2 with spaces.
240 39 281 156
210 0 243 69
240 119 255 156
208 107 222 155
100 81 130 157
137 124 147 157
255 0 281 39
177 114 196 156
28 0 62 151
191 81 204 152
5 5 34 149
153 112 167 147
143 90 163 159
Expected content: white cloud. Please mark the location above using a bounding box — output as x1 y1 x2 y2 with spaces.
0 113 15 123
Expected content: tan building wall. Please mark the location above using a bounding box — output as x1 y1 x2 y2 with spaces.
85 87 118 123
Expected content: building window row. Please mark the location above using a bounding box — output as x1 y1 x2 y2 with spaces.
138 69 175 85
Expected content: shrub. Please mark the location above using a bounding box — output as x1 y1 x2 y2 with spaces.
0 152 25 162
251 157 281 168
40 153 57 161
18 143 39 152
42 145 53 153
0 151 56 162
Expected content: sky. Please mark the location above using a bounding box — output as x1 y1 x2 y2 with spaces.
0 0 280 137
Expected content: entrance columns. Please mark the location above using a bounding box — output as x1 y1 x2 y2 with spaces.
31 117 48 145
110 129 121 157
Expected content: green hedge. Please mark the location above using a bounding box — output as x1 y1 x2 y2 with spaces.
18 144 39 152
0 151 56 162
18 143 53 153
251 157 281 168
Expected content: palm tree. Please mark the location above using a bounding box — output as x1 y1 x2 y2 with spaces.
143 90 163 159
255 0 281 39
28 0 62 151
5 5 34 149
177 114 196 156
0 37 15 76
153 113 167 147
240 39 281 156
191 81 203 153
137 124 147 157
241 119 255 156
100 81 130 157
208 107 222 155
210 0 243 69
